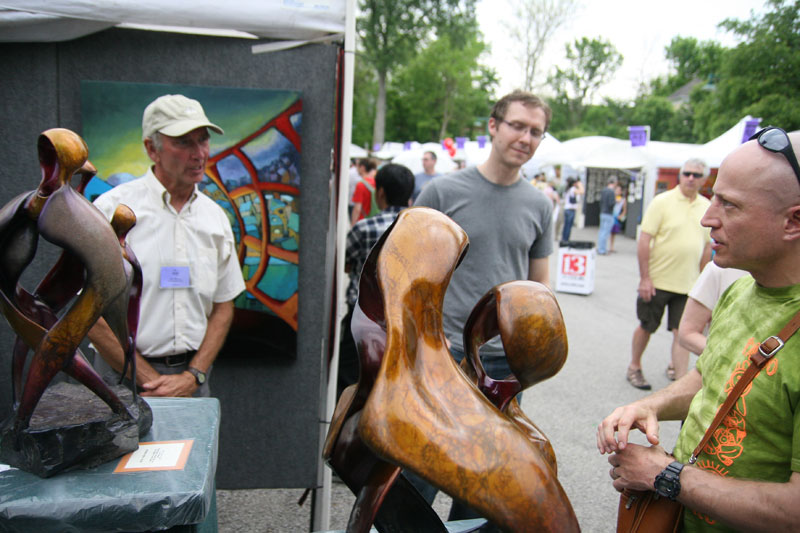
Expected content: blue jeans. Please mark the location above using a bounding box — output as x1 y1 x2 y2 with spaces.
562 209 576 242
597 212 615 254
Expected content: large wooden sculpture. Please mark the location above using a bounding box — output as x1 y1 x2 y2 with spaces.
325 207 579 532
0 128 150 477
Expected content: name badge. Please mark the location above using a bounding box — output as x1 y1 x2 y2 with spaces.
160 266 191 289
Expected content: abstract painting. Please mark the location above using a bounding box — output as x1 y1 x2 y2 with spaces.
81 81 301 356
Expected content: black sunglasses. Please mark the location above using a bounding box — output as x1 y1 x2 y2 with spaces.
749 126 800 184
681 171 704 179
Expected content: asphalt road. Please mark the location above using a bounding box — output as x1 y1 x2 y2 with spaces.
217 225 686 532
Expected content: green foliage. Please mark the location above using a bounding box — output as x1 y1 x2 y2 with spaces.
357 0 477 144
547 37 623 129
691 0 800 140
385 32 497 141
352 57 378 148
354 0 800 147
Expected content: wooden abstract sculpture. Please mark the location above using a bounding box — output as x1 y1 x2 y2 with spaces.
459 280 568 475
0 128 148 474
325 207 579 532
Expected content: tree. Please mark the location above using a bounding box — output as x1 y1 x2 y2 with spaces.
386 32 497 142
508 0 580 91
547 37 623 130
693 0 800 140
357 0 477 147
351 56 379 149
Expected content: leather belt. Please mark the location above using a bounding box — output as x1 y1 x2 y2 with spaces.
151 351 197 367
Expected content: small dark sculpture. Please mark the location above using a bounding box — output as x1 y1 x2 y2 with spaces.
325 207 579 532
0 128 150 476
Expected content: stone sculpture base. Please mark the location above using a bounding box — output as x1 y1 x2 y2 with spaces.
0 382 152 478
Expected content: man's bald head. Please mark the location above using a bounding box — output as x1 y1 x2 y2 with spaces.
702 129 800 285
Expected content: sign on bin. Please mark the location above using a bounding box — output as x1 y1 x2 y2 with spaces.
556 241 595 295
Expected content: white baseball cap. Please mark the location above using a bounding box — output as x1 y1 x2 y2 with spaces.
142 94 224 141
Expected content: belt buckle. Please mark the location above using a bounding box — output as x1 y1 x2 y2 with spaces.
164 353 187 367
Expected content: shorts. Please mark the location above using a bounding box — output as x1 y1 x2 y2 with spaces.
636 289 687 333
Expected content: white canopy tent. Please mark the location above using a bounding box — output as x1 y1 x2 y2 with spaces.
349 143 368 158
700 115 761 167
1 2 354 530
390 142 458 174
0 1 346 41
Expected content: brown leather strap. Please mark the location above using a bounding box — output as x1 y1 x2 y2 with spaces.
689 308 800 464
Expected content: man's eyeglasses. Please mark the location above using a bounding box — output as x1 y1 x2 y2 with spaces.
749 126 800 184
681 171 704 179
500 120 546 140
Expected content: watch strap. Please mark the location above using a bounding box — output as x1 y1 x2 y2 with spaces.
655 461 684 500
187 366 206 385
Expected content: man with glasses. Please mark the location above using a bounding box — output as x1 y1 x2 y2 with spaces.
413 90 553 522
598 129 800 532
412 150 441 201
625 158 712 390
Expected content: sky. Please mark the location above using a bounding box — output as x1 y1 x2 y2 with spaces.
476 0 766 101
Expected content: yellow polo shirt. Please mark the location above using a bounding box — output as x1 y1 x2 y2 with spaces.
641 187 711 294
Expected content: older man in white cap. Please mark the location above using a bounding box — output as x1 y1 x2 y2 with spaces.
89 94 245 397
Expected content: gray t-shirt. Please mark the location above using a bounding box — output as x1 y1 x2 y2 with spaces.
415 166 553 356
413 171 441 200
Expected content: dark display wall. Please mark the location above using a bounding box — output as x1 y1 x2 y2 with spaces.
0 28 339 489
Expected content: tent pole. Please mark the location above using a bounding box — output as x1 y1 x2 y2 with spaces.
312 0 357 530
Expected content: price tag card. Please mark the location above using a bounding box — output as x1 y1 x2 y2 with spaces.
114 440 194 473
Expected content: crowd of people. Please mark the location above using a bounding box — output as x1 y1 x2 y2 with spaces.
343 90 800 532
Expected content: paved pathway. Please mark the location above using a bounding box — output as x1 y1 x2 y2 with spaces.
217 226 687 532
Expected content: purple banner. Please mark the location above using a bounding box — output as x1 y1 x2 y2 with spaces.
404 141 412 150
741 119 762 143
628 126 648 147
456 137 467 149
477 135 487 148
372 143 381 152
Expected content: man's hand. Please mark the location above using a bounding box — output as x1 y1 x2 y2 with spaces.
638 276 656 302
596 402 660 454
140 372 198 397
607 444 673 493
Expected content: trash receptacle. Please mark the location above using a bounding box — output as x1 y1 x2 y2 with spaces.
556 240 596 295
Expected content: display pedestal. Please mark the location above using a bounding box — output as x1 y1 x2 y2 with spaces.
0 397 219 533
0 382 152 478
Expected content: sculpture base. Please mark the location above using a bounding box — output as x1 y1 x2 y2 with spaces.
0 382 152 478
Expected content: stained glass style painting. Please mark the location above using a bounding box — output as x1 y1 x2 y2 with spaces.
81 81 301 356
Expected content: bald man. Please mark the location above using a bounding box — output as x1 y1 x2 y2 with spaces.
597 128 800 532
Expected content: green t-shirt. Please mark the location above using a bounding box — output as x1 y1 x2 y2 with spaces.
673 276 800 532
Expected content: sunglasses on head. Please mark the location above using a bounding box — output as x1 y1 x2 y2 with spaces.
681 171 704 179
749 126 800 184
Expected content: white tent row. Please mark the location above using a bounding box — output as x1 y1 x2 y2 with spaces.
370 134 563 175
367 115 756 182
532 116 759 172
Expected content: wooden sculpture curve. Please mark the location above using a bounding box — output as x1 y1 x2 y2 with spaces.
356 207 580 533
0 129 137 443
324 215 454 533
459 280 569 476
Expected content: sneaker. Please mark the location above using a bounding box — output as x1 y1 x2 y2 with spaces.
626 367 651 390
666 366 676 381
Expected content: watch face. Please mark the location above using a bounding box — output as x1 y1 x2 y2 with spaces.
189 368 206 385
655 477 674 494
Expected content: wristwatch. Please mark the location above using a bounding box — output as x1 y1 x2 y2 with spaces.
187 366 206 386
654 461 685 500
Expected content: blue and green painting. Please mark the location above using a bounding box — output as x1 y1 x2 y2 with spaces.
81 81 301 331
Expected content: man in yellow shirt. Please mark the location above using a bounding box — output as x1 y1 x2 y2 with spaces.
626 159 712 389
